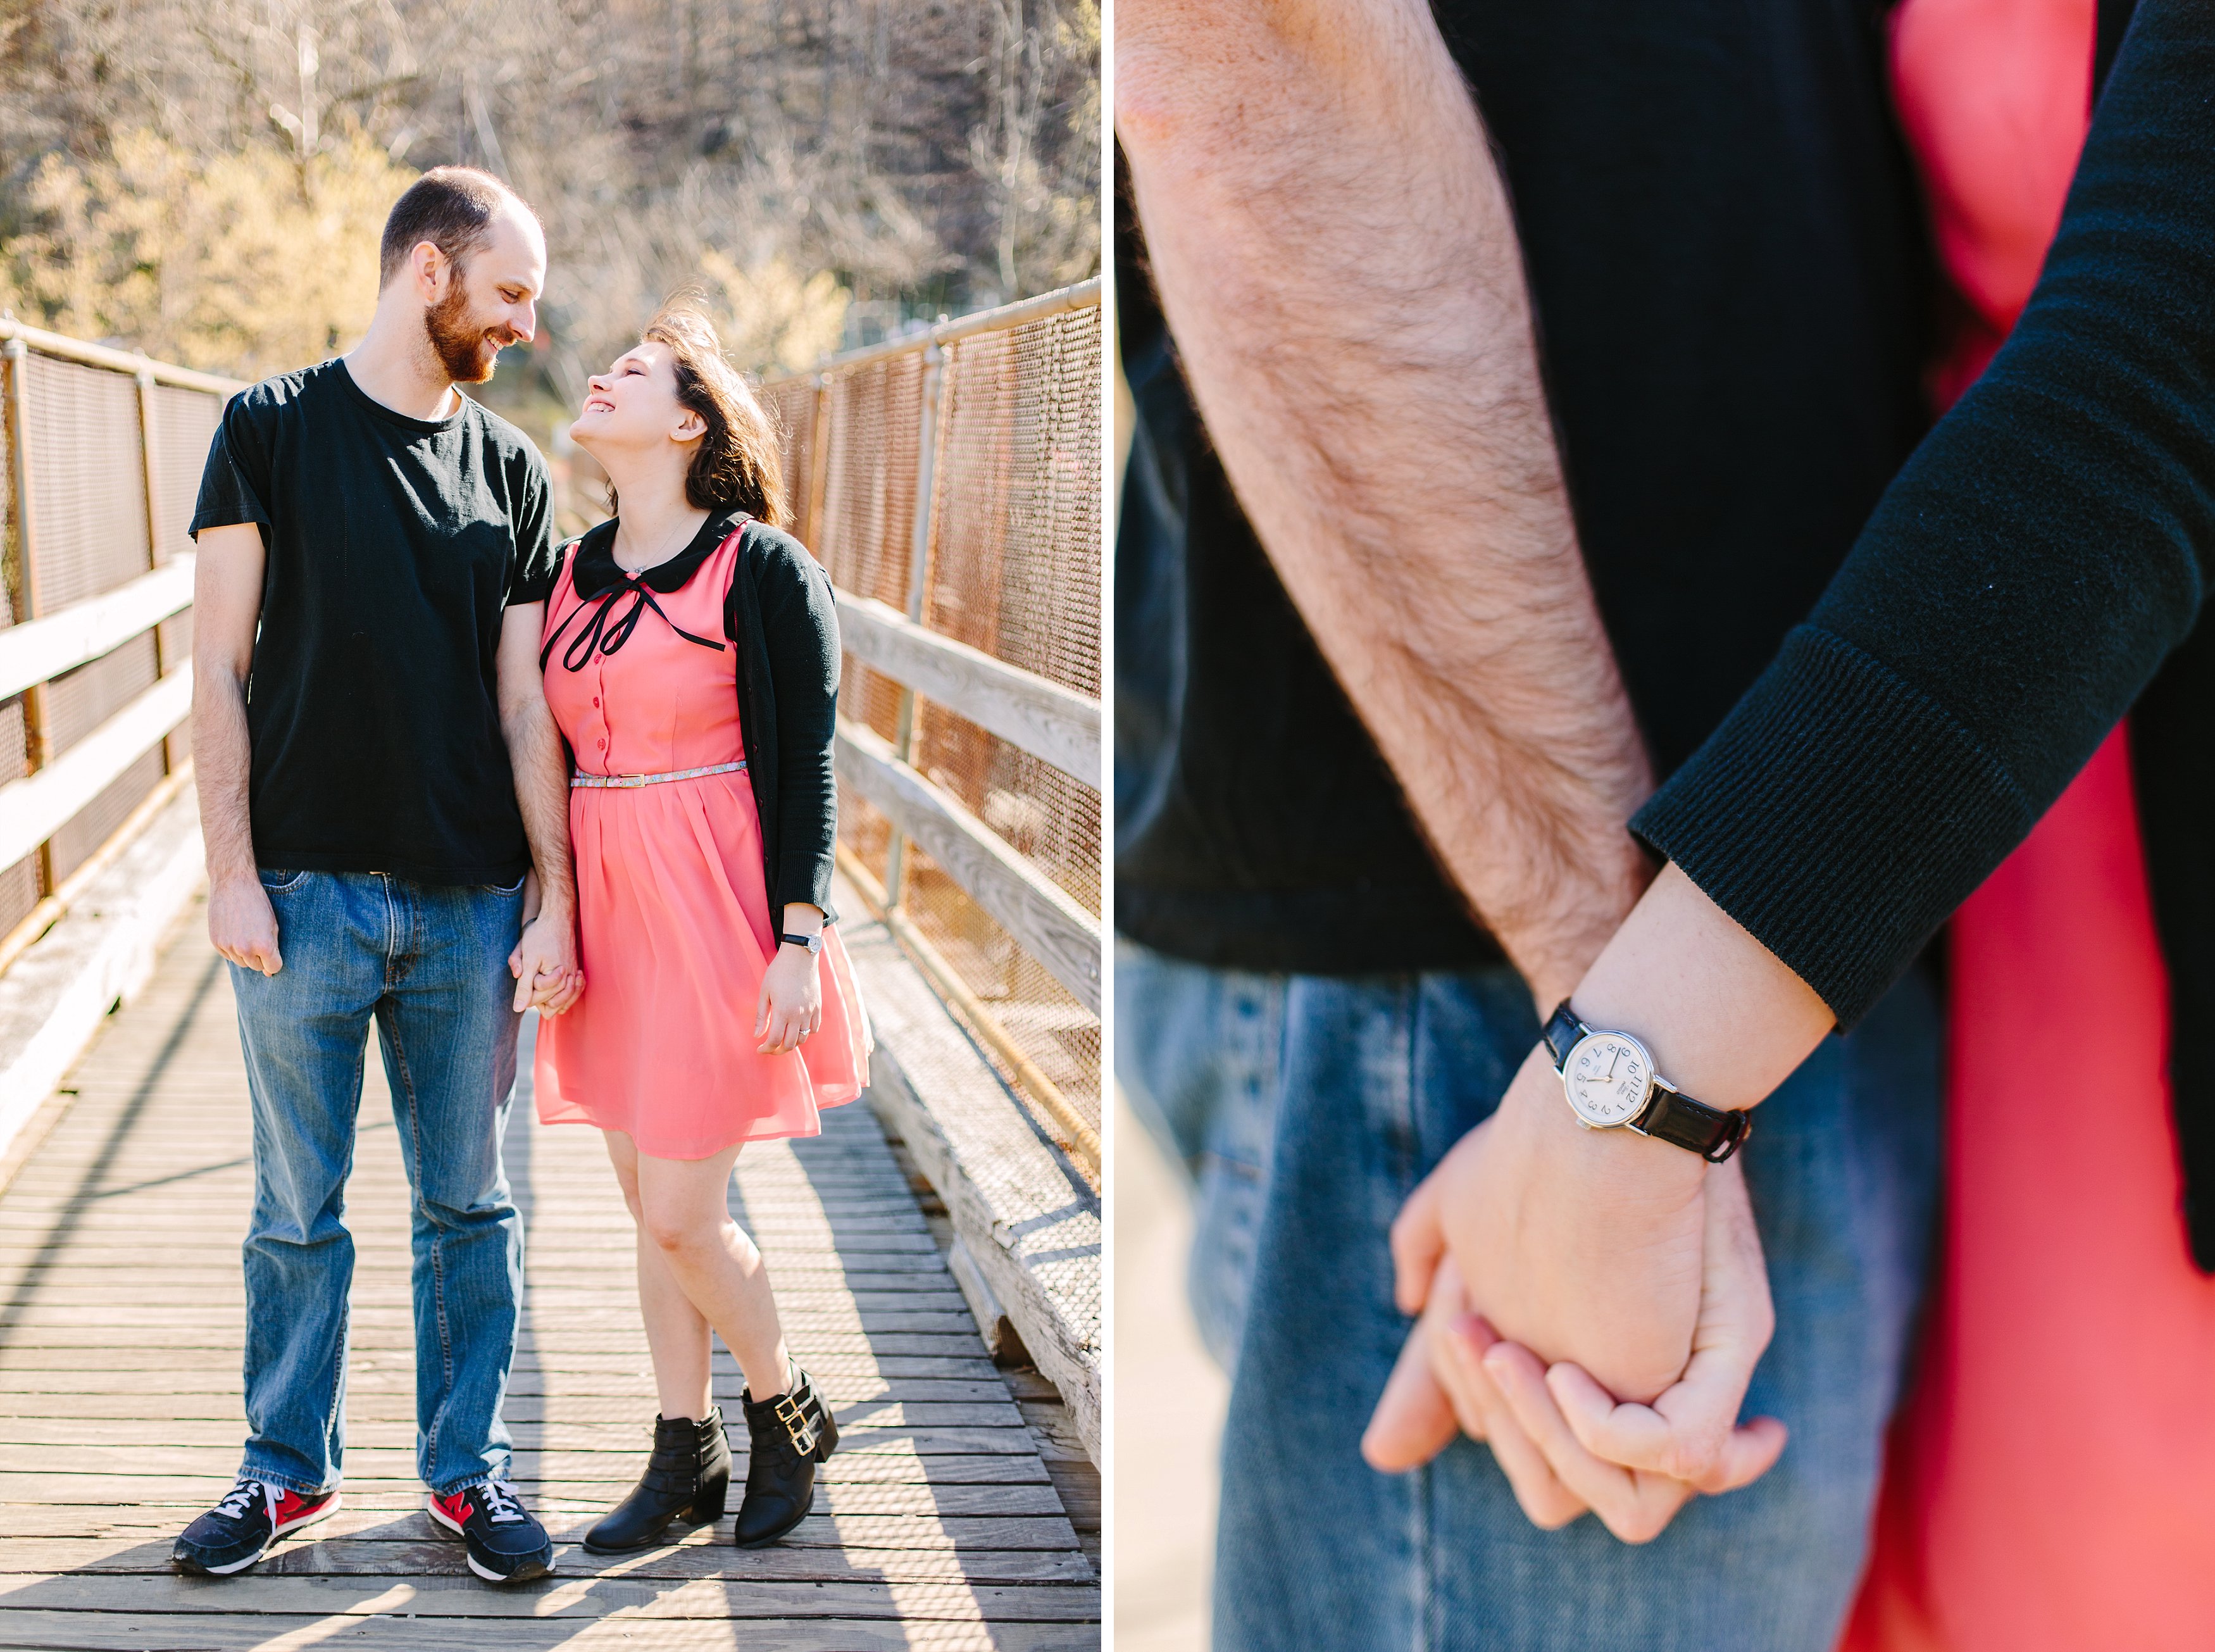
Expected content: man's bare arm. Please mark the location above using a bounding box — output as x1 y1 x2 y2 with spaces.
192 522 281 975
1117 0 1650 1008
497 604 580 1013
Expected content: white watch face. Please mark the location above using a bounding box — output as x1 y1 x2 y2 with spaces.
1563 1030 1654 1129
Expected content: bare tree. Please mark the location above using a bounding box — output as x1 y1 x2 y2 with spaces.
0 0 1100 386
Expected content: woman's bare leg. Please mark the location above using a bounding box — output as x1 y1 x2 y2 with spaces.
633 1142 792 1401
602 1130 716 1420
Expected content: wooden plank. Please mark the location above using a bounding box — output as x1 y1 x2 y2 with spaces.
834 593 1099 784
0 1573 1102 1622
0 1477 1064 1513
0 1436 1045 1478
0 1347 999 1378
0 1403 1026 1442
0 666 192 873
0 1610 1098 1651
0 558 194 701
2 1539 1090 1580
834 719 1099 1014
0 1383 997 1410
0 1508 1080 1549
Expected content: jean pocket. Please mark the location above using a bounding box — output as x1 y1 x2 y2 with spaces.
256 868 309 894
478 872 528 898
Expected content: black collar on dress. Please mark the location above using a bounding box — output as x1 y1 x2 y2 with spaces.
570 507 751 599
543 508 751 673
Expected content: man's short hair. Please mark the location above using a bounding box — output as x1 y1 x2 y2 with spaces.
378 167 534 289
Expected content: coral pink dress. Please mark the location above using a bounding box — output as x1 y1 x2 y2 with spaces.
532 520 868 1160
1841 5 2215 1647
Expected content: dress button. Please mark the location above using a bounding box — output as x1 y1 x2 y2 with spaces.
592 696 600 706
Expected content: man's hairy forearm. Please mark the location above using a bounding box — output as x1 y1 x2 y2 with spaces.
504 698 574 912
192 670 258 885
1119 0 1652 1005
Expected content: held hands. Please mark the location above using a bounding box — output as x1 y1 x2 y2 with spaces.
1363 1056 1785 1542
1395 1048 1711 1404
509 876 583 1015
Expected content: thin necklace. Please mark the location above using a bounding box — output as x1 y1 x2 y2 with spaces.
615 513 699 576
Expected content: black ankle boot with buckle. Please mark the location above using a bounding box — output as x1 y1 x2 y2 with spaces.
582 1410 732 1554
734 1366 839 1548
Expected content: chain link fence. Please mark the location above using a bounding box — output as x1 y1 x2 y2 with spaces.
0 328 225 948
761 281 1103 1173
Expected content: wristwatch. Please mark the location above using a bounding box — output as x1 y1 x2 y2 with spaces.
780 931 824 956
1539 1001 1752 1163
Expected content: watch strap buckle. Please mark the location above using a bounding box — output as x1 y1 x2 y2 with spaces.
1640 1080 1753 1163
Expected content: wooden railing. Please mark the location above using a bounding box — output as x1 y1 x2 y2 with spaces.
833 601 1103 1017
766 280 1104 1169
0 320 233 949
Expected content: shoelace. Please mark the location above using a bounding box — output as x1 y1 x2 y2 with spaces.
474 1477 527 1527
213 1477 270 1522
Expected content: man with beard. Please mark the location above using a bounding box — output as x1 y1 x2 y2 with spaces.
172 167 580 1584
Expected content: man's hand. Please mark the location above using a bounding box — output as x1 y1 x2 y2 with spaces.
1364 1253 1597 1530
208 873 282 976
1389 1049 1709 1405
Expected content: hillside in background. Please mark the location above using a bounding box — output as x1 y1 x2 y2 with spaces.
0 0 1098 409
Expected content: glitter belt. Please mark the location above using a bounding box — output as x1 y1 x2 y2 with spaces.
570 760 748 789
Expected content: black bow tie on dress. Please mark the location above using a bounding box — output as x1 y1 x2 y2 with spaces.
540 573 726 673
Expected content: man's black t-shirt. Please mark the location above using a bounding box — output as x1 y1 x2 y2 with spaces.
190 358 559 885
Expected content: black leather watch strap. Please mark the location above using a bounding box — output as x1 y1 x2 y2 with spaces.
780 932 823 954
1635 1085 1753 1163
1541 1001 1585 1070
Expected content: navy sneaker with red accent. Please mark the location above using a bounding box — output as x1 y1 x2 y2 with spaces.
172 1475 341 1575
427 1477 554 1583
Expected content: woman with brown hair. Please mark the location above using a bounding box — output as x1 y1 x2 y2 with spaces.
527 304 870 1552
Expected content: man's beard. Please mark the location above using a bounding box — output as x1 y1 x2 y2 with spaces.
424 278 510 384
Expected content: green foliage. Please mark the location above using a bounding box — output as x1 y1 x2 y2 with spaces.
1 130 416 379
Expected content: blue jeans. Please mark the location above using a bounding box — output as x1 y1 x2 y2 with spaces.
1116 942 1942 1651
231 869 527 1496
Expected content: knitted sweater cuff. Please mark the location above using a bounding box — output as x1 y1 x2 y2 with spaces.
1630 625 2037 1028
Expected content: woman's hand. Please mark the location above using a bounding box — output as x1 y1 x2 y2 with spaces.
756 922 825 1054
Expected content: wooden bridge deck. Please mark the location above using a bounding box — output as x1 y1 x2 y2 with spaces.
0 913 1100 1649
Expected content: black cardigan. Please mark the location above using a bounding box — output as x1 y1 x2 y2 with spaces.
1630 0 2215 1259
558 510 841 924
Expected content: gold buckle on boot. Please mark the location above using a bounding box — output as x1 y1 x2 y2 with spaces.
771 1391 819 1456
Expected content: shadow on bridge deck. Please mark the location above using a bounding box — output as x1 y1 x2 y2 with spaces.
0 902 1099 1649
